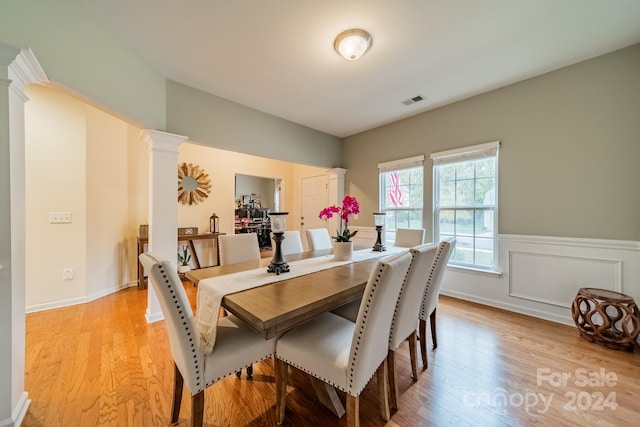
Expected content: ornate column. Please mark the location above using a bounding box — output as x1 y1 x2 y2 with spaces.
1 42 48 427
140 129 188 322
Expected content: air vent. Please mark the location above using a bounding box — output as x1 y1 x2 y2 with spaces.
402 95 425 106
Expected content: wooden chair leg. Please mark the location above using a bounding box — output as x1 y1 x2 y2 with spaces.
171 363 184 424
419 318 428 370
235 364 253 378
191 391 204 427
376 359 390 421
408 331 418 380
430 308 438 348
275 358 288 424
387 350 398 410
346 394 360 427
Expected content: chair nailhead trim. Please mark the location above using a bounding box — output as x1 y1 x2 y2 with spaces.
157 264 203 391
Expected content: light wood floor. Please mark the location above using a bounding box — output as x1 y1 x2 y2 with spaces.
24 283 639 426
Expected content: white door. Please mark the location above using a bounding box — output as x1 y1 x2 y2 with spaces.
300 175 329 250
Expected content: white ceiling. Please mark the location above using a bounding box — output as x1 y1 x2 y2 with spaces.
83 0 640 138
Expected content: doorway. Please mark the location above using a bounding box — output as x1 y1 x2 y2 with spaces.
300 175 330 249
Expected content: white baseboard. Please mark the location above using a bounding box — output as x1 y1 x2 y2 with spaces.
440 234 640 342
12 392 30 427
0 392 30 427
25 281 138 313
440 289 575 327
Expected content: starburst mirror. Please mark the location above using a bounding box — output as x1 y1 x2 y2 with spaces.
178 162 211 205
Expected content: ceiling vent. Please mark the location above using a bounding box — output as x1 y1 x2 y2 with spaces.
402 95 425 106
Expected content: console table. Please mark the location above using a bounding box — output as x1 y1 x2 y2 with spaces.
137 232 225 289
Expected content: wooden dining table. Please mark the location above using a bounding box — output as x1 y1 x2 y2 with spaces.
185 248 401 417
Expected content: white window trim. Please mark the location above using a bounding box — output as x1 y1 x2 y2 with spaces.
378 155 425 172
378 155 425 242
431 141 499 165
432 141 500 273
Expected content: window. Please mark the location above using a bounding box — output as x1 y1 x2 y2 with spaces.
378 155 424 244
431 141 499 272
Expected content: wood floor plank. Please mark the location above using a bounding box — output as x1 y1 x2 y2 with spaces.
23 285 640 426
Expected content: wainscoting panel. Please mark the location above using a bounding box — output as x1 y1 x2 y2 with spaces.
440 234 640 330
508 251 622 308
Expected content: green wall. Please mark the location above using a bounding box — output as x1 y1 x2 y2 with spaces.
344 44 640 241
0 0 166 129
166 80 343 168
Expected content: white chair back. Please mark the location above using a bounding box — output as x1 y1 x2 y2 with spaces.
388 244 439 350
420 238 456 320
348 251 412 394
394 228 425 247
140 253 205 393
272 230 304 255
305 228 333 251
218 233 261 265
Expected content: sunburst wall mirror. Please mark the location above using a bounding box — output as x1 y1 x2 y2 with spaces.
178 162 211 205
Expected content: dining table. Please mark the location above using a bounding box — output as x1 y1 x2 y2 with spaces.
185 246 405 417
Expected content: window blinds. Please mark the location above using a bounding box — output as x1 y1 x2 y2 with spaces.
430 141 500 165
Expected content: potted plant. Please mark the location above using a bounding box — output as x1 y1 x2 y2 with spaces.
177 245 192 273
319 195 360 261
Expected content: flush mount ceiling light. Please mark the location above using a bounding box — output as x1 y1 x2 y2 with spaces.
334 29 372 61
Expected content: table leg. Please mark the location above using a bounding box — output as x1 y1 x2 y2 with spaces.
137 239 147 289
309 376 346 418
187 239 201 269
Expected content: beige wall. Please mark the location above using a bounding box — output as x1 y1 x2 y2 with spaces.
344 44 640 241
23 85 327 308
24 85 144 310
25 85 88 307
176 143 326 266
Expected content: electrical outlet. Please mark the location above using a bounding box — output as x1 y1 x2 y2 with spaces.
63 268 74 280
49 211 72 224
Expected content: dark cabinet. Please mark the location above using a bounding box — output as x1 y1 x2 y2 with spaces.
235 208 271 248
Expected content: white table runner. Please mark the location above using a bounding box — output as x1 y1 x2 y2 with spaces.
196 247 405 354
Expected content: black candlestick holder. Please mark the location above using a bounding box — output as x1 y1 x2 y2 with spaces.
373 225 386 252
267 232 290 275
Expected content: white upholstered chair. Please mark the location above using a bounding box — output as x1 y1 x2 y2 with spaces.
419 238 456 369
139 253 275 427
394 228 425 247
331 244 440 409
305 227 333 251
275 251 412 427
272 230 304 255
218 233 261 265
386 243 438 409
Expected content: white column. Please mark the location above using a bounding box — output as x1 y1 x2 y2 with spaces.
1 42 48 427
140 129 188 323
0 43 48 426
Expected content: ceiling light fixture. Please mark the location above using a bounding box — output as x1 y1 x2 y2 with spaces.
334 29 372 61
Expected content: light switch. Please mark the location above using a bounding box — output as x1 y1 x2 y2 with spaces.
49 212 72 224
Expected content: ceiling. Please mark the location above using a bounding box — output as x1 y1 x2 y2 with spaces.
83 0 640 138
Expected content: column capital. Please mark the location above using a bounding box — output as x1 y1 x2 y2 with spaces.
326 167 347 177
8 47 49 102
140 129 189 152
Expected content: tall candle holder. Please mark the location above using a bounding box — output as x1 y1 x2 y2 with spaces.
267 212 290 275
372 212 387 252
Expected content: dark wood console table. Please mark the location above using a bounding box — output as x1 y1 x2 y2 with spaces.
137 232 225 289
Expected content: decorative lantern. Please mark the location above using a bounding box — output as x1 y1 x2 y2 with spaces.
267 212 290 275
209 213 219 233
372 212 387 252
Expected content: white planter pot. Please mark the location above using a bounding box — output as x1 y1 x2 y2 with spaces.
333 241 353 261
178 265 191 274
